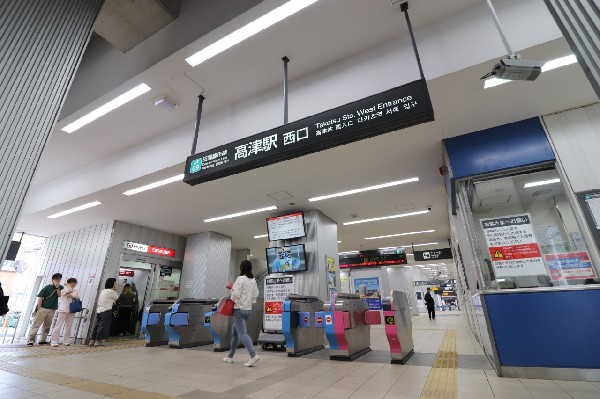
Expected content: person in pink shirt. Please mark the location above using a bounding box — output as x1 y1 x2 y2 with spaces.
50 278 79 347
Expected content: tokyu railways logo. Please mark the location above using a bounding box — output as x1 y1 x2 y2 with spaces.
189 158 203 173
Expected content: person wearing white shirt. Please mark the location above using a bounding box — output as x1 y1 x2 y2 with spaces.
89 278 118 347
50 278 79 347
223 260 260 367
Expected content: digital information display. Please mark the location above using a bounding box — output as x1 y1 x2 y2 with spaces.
266 245 307 274
339 250 407 269
184 79 434 185
267 212 306 241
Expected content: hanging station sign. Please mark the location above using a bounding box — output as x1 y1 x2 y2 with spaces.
123 241 176 257
413 248 453 262
184 79 433 185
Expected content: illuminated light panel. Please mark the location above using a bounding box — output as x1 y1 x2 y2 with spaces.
524 178 560 188
123 174 183 196
484 54 577 89
308 177 419 202
254 234 268 239
61 84 151 133
48 201 102 219
343 210 429 226
204 206 277 223
365 230 435 240
186 0 320 67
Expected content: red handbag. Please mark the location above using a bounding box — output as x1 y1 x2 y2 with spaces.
219 299 235 316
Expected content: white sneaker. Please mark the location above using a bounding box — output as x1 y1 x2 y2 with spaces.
244 355 260 367
51 343 59 347
222 357 233 364
63 343 70 346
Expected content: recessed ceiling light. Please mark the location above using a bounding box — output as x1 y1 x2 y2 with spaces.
339 251 359 255
524 178 560 188
365 230 435 240
186 0 320 67
123 174 184 196
308 177 419 202
484 54 577 89
343 210 429 226
204 206 277 223
254 234 268 239
61 83 151 133
48 201 102 219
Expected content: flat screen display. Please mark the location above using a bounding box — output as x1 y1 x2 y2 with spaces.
266 245 308 274
266 212 306 241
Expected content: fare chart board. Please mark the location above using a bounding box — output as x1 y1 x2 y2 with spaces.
264 275 294 332
267 212 306 241
184 79 434 185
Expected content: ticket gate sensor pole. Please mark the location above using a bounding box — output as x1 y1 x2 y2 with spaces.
282 295 325 357
384 290 415 364
204 297 264 351
141 299 176 347
324 293 381 361
164 298 219 349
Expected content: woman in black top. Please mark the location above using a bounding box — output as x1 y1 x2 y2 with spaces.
117 284 137 336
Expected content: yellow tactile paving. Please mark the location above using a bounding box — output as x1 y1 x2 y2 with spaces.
420 329 457 399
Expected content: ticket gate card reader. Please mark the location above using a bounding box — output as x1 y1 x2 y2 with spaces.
165 298 219 349
204 297 264 351
141 299 176 347
282 295 325 357
384 291 414 364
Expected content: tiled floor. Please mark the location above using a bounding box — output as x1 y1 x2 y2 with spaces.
1 312 599 398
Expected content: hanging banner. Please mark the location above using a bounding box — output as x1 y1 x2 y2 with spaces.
352 277 382 310
545 252 597 281
184 79 433 185
264 275 294 331
481 213 546 277
326 256 336 295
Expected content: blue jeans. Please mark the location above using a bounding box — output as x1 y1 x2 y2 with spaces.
228 309 255 358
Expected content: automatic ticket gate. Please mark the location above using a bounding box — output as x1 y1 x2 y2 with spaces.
324 293 381 361
383 291 414 364
282 295 325 356
165 298 219 348
141 299 176 347
203 297 264 351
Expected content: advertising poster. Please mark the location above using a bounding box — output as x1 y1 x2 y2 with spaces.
352 277 382 310
326 256 336 293
264 275 294 331
481 213 546 277
118 269 134 290
545 252 597 281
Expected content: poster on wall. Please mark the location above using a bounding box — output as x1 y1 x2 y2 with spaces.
264 275 294 331
118 269 134 290
481 213 546 277
340 273 350 293
545 252 597 281
326 256 336 295
352 277 382 310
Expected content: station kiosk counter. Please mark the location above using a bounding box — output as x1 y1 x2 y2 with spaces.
141 299 176 347
282 295 325 356
383 291 414 364
204 297 263 351
164 298 219 348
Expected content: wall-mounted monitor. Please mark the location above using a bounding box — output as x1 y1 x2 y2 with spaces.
5 240 21 261
266 212 306 241
266 244 308 274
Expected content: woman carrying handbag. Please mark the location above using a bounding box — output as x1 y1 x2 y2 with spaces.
50 278 80 347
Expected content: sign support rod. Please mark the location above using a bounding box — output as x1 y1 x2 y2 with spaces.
401 2 425 81
190 94 205 156
282 56 290 124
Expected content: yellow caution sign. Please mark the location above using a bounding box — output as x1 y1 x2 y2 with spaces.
494 250 504 258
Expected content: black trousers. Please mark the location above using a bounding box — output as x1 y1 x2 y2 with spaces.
118 307 132 335
427 306 436 320
90 310 112 340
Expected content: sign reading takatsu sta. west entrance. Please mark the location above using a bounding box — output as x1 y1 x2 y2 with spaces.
184 79 434 185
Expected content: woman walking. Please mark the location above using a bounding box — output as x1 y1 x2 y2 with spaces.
50 278 79 347
223 260 260 367
89 278 118 347
116 284 137 336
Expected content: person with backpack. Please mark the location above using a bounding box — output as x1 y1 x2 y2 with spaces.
27 273 63 345
50 278 79 347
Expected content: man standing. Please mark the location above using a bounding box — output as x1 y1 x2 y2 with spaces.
27 273 63 345
424 287 436 320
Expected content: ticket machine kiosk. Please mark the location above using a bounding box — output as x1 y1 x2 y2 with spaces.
282 295 325 356
165 298 219 348
204 297 263 351
141 299 175 346
383 291 414 364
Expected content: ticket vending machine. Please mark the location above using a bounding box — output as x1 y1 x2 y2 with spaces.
204 297 264 351
282 295 325 356
383 291 414 364
141 299 175 346
164 298 219 348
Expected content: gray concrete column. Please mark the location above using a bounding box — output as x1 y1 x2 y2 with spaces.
180 232 232 298
0 0 104 259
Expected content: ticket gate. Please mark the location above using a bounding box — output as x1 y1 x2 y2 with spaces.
324 293 381 361
165 298 219 348
203 297 264 351
141 299 176 347
282 295 325 356
383 291 414 364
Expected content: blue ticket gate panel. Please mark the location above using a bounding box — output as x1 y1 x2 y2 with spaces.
164 298 218 348
141 299 176 347
204 297 264 351
282 295 325 356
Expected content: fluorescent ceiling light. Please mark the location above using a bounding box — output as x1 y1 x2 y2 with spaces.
524 178 560 188
254 234 268 239
61 84 151 133
339 251 359 255
186 0 320 67
365 230 435 240
337 241 342 243
343 210 429 226
48 201 102 219
407 253 414 256
204 206 277 223
308 177 419 202
123 174 183 196
484 54 577 89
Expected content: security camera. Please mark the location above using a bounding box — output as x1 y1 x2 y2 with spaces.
427 206 432 211
481 56 544 81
